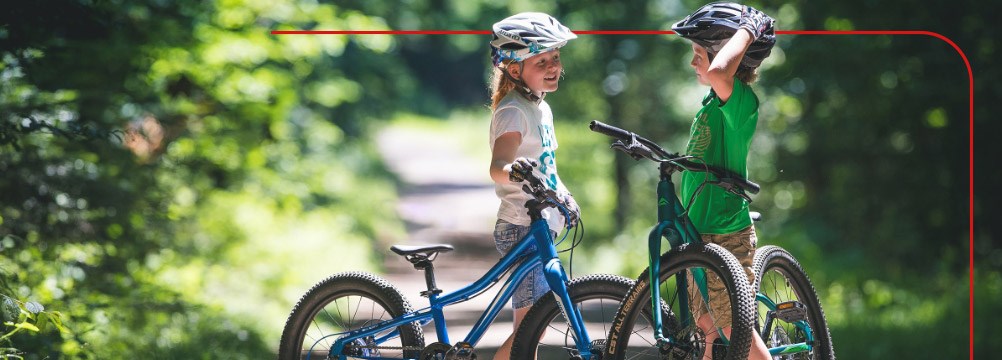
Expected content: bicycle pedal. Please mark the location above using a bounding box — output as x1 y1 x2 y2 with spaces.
445 341 476 360
774 301 808 323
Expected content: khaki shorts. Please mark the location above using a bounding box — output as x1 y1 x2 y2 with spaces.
687 225 757 328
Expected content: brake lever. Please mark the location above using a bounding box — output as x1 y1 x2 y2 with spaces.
610 134 654 161
610 141 642 160
715 179 754 203
521 183 541 198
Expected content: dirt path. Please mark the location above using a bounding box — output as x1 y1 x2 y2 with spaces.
375 123 510 358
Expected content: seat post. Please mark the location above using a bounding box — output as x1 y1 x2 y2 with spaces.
413 257 442 297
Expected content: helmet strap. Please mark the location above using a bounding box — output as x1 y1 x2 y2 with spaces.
502 62 541 103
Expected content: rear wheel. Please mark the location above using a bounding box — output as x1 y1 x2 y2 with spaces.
752 245 834 360
603 243 756 360
278 272 424 360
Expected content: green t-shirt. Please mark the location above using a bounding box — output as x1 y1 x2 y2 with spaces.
680 78 758 234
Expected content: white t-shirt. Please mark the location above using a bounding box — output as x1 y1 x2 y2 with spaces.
490 92 568 232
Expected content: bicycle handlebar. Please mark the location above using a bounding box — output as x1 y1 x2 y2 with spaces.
589 120 760 195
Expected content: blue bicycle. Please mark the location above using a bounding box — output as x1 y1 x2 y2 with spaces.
278 169 635 359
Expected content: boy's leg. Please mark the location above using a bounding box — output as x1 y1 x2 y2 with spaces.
691 226 766 359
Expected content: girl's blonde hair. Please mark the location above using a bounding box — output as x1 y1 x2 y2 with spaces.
489 62 519 110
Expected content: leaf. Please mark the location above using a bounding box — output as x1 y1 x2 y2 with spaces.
13 322 39 332
1 297 16 322
36 313 48 332
46 311 67 333
24 301 43 314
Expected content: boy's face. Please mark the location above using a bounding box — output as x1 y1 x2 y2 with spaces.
510 50 563 94
689 43 711 86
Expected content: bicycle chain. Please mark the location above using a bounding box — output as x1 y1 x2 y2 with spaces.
349 344 426 351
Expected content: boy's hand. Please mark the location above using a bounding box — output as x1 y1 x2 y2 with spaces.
504 157 538 183
739 6 774 40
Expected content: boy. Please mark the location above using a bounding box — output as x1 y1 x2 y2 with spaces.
672 2 776 359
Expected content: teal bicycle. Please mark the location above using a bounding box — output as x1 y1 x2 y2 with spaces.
589 121 833 360
588 120 758 360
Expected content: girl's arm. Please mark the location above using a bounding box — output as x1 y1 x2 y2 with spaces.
705 28 754 103
490 132 522 184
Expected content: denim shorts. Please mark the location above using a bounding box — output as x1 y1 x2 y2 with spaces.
493 219 552 309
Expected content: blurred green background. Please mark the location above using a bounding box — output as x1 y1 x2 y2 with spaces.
0 0 995 358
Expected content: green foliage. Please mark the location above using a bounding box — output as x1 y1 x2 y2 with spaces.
0 294 68 359
2 0 407 357
0 0 991 358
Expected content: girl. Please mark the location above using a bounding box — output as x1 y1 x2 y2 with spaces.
486 12 580 359
672 2 776 359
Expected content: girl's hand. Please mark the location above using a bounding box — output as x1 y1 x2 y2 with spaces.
562 193 581 227
504 157 538 183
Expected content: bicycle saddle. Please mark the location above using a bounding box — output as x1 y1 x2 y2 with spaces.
390 244 455 257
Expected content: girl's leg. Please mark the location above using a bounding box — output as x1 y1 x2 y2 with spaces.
492 220 551 359
494 305 533 360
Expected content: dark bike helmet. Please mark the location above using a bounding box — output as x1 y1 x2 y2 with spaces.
490 12 577 67
671 2 776 69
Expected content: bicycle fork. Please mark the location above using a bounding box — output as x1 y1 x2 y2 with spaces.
536 223 595 359
648 178 729 351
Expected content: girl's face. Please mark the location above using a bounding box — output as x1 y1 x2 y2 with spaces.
512 50 563 96
689 43 711 85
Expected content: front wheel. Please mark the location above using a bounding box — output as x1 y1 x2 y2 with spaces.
510 274 638 359
603 243 756 360
278 272 425 360
752 245 835 360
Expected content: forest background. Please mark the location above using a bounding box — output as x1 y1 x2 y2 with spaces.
1 0 997 358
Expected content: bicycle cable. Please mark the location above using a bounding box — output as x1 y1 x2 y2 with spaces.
546 199 585 280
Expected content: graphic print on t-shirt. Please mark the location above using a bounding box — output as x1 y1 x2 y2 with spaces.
537 123 559 190
687 112 711 159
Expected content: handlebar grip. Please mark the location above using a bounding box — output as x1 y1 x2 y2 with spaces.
743 179 761 194
710 166 761 195
589 120 634 141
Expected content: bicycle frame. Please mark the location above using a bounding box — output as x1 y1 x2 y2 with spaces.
315 218 594 360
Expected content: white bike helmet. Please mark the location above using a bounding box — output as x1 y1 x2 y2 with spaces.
490 12 577 67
